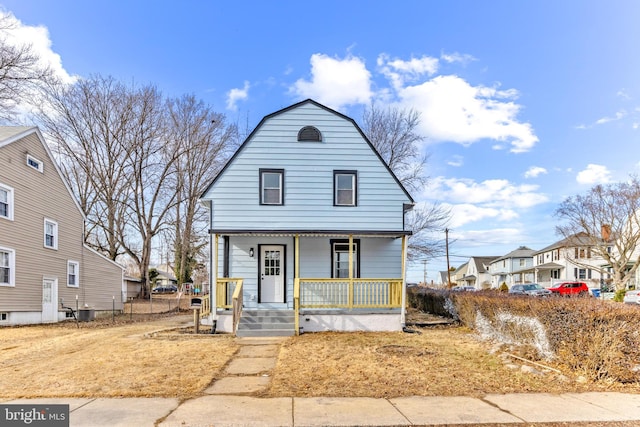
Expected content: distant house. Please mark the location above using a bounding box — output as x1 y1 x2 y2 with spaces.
489 246 536 288
452 262 469 287
199 99 414 336
461 256 498 289
0 127 124 325
519 233 610 289
153 263 178 289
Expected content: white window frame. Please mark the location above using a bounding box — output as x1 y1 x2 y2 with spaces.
26 154 44 173
0 183 14 221
331 240 360 279
0 246 15 287
259 169 284 205
67 260 79 288
44 218 58 250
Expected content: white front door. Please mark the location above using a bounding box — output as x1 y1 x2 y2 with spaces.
260 245 284 303
42 278 58 323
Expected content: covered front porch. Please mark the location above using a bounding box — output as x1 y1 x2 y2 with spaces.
207 231 409 336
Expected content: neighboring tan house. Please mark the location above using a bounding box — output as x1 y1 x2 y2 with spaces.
199 99 414 336
0 127 123 325
519 233 610 289
461 256 498 289
452 262 469 287
489 246 536 288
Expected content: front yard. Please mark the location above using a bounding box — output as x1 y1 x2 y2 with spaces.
1 311 640 400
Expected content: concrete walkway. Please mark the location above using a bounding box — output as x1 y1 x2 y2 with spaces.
4 337 640 426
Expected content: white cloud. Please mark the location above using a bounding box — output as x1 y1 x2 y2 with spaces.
377 54 439 89
291 54 372 109
576 164 612 185
1 11 75 86
397 75 538 153
524 166 547 179
428 177 548 210
617 89 631 100
446 203 519 228
226 80 250 111
440 52 476 65
595 110 627 125
452 228 524 248
447 155 464 167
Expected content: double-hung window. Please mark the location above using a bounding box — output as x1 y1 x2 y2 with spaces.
0 247 15 286
44 218 58 249
67 261 79 287
331 239 360 278
260 169 284 205
0 184 13 220
334 170 357 206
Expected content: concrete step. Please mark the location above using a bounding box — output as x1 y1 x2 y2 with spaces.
236 310 296 337
236 328 295 337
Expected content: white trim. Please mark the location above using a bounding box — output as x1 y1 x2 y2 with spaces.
26 154 44 173
67 260 80 287
0 246 16 287
44 218 58 250
0 182 14 221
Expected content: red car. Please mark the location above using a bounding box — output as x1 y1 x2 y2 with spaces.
547 281 590 296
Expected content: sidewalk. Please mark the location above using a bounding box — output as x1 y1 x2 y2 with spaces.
4 336 640 426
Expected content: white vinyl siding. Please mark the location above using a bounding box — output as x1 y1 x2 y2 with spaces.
67 260 79 287
0 183 13 220
44 218 58 249
0 247 15 286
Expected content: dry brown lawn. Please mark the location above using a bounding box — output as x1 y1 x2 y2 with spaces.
2 311 640 400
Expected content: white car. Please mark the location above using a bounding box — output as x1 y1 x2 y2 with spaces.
623 289 640 304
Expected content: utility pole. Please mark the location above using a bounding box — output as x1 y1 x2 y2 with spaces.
422 259 427 285
445 228 451 288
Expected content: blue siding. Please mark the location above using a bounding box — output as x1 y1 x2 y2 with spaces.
202 102 411 232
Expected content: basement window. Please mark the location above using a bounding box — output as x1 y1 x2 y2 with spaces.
0 312 7 321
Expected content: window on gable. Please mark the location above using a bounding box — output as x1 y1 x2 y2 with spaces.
331 239 360 278
44 218 58 249
260 169 284 205
334 170 357 206
68 260 79 287
297 126 322 142
27 154 43 173
0 183 14 221
0 247 15 286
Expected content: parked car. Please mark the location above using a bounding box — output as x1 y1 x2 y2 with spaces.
509 283 552 297
547 281 590 297
152 285 178 294
623 289 640 305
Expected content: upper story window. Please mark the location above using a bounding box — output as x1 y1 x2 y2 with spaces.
334 170 357 206
68 260 79 287
27 154 44 173
44 218 58 250
297 126 322 142
260 169 284 205
0 247 15 287
0 183 14 221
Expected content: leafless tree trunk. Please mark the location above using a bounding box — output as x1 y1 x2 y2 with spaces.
555 177 640 291
0 12 54 121
361 103 450 260
165 95 238 286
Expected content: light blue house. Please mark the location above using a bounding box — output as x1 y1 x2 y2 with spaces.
199 100 414 336
489 246 536 288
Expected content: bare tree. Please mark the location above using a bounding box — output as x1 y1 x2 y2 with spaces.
0 12 54 121
555 177 640 292
361 103 450 260
38 76 138 261
165 94 239 286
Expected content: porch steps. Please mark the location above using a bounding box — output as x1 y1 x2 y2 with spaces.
236 310 296 337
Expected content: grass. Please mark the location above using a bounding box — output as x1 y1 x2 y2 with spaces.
1 310 639 400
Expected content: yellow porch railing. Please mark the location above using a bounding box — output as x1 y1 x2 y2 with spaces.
216 278 243 333
297 278 403 309
199 295 210 318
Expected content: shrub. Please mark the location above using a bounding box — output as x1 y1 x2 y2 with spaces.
409 289 640 383
499 282 508 292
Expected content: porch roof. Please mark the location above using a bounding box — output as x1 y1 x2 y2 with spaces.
209 229 412 238
515 262 565 273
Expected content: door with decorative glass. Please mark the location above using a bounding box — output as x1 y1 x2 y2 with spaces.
260 245 284 303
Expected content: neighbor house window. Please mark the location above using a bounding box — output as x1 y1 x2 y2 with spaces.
0 183 14 220
259 169 284 205
27 154 43 173
0 247 15 286
334 171 357 206
331 239 360 278
67 261 79 287
519 259 525 267
44 218 58 249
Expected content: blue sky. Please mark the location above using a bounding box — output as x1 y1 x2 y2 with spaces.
3 1 640 282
